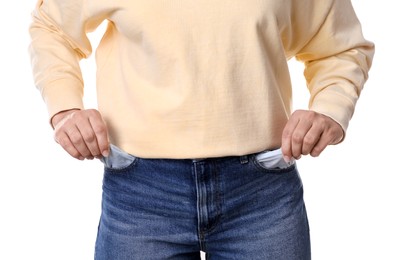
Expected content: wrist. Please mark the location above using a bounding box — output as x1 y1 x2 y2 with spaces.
51 109 81 129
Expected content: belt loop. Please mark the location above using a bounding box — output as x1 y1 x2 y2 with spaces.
240 155 249 164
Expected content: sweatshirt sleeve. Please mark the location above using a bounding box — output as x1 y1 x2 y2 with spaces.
284 0 375 132
28 0 108 120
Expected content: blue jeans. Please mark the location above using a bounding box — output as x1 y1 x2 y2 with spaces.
95 146 310 259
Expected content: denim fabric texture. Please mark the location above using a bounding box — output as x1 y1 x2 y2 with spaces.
95 146 310 260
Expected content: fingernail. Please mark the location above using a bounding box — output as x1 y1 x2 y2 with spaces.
102 150 109 157
79 156 85 161
283 156 291 163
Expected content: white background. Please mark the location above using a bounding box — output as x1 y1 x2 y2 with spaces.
1 1 404 259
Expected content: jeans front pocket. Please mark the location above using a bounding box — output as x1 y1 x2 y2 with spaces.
100 144 138 172
253 148 296 174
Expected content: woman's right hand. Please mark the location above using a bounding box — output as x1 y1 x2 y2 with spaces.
52 109 110 160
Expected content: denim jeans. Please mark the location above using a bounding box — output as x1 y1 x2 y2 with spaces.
95 146 310 260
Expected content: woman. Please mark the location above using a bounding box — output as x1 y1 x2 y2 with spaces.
29 0 374 259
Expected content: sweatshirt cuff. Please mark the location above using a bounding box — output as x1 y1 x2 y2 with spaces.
309 88 356 138
40 78 85 122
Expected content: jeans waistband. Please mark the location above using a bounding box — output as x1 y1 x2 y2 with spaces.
191 155 250 164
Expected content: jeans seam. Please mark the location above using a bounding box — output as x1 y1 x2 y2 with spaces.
193 161 224 251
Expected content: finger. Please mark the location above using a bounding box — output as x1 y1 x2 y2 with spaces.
309 132 329 157
66 124 94 159
301 125 322 155
55 131 85 160
76 118 102 159
282 116 299 162
290 119 312 159
310 126 343 157
88 113 109 157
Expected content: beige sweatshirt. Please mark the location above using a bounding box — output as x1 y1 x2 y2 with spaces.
29 0 374 158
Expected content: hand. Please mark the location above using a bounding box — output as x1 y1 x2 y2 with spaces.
52 109 110 160
281 110 344 162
